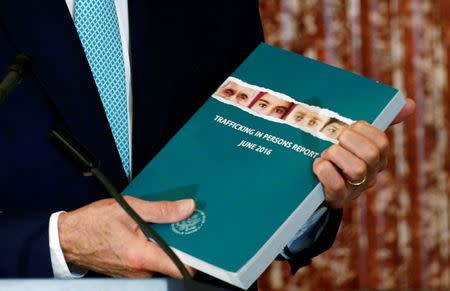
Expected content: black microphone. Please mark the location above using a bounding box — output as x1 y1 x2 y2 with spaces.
0 54 33 104
2 53 193 281
49 128 99 173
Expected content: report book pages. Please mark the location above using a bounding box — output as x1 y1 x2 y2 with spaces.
123 43 405 289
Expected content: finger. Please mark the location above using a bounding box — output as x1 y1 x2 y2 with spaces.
344 121 389 172
125 197 195 223
313 158 348 208
137 241 194 279
338 127 380 168
349 121 389 157
321 144 368 183
391 98 416 125
119 270 154 278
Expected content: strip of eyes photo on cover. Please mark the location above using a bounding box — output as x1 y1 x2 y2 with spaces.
213 77 354 143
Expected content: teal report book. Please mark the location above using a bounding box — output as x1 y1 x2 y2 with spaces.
123 43 405 289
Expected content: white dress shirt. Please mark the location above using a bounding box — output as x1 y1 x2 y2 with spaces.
49 0 132 278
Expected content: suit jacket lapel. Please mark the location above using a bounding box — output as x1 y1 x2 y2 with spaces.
1 0 128 188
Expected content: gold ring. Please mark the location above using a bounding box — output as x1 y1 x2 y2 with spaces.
346 175 367 186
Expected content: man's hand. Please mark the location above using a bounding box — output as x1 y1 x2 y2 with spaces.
313 98 416 208
59 196 195 278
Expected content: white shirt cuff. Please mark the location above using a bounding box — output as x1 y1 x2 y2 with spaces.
49 211 87 278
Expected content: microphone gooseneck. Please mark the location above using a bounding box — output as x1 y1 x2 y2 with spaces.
49 129 192 281
0 54 33 104
90 167 193 280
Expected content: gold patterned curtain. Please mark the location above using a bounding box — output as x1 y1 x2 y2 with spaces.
258 0 450 289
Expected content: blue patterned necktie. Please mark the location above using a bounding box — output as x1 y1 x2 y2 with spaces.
74 0 130 177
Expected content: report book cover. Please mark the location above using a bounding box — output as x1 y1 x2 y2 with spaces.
123 43 405 289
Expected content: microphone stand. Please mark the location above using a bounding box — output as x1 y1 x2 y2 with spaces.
1 53 192 281
48 129 193 281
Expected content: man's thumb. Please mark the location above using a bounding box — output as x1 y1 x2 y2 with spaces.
127 197 196 223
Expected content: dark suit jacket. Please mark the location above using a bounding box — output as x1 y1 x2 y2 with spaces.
0 0 341 286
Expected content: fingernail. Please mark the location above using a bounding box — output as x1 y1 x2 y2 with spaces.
178 199 195 213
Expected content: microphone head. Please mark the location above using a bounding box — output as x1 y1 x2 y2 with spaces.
9 54 33 78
